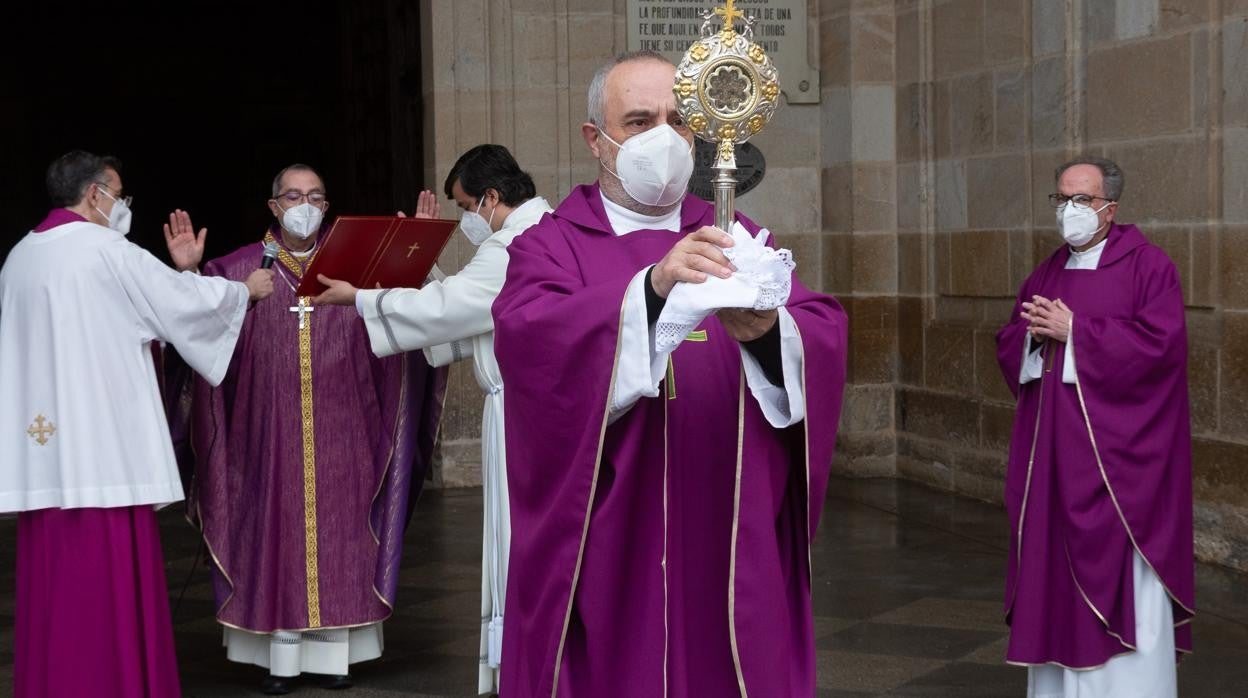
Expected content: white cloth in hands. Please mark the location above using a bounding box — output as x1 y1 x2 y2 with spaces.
654 222 795 351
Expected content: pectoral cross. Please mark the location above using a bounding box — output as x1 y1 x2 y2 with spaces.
407 241 421 258
27 414 56 446
289 297 315 330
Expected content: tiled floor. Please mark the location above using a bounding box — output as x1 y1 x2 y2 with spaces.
2 477 1247 696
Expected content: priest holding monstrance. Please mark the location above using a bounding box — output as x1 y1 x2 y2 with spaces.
492 2 848 695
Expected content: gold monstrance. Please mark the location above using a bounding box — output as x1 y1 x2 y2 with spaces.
674 0 781 231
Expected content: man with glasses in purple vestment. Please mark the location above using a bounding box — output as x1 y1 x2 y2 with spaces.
996 157 1195 697
169 164 445 695
491 51 849 697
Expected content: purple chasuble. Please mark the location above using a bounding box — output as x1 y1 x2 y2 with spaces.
995 223 1194 669
493 184 848 697
185 232 445 633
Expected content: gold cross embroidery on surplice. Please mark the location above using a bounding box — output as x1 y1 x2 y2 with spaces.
27 414 56 445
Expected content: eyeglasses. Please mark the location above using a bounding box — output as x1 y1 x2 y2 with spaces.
95 182 132 208
275 190 327 205
1048 193 1114 208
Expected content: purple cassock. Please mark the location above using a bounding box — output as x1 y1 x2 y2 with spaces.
183 231 445 634
492 184 848 697
995 223 1195 669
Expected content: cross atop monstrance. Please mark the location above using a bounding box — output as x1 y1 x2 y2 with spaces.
713 0 745 25
673 0 781 231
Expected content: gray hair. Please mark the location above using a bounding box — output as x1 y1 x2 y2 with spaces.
1055 156 1125 201
587 50 673 126
271 163 321 197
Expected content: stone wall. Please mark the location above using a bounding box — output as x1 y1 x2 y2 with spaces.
418 0 1248 570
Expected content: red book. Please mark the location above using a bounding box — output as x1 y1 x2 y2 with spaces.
295 216 458 296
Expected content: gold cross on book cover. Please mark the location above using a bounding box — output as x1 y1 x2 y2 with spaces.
295 216 459 297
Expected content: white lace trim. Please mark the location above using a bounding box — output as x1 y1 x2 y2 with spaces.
654 224 795 351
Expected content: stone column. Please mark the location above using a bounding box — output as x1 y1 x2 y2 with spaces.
820 1 902 478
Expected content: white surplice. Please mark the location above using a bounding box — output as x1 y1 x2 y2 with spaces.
0 220 247 512
355 196 552 695
1019 237 1177 698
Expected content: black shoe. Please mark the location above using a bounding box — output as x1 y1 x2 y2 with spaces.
260 674 294 695
317 674 353 690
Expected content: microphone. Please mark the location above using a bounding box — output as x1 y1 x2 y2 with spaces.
260 242 279 269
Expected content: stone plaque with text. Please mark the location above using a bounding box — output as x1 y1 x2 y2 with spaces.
626 0 818 104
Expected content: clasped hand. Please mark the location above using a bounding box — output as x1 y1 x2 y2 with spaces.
1021 295 1072 343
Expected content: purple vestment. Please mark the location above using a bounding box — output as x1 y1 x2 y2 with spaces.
17 506 181 697
995 223 1194 668
186 233 445 633
493 185 848 697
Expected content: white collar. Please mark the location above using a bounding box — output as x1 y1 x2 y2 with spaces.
599 191 681 236
1066 236 1108 270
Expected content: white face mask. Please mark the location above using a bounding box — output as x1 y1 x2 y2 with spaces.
94 188 132 235
459 197 495 245
280 202 324 239
1056 200 1111 248
599 124 694 207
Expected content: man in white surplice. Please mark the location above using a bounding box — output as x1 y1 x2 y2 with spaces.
0 150 274 698
315 144 551 695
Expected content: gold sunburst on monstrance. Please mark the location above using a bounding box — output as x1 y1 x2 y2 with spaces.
674 0 781 231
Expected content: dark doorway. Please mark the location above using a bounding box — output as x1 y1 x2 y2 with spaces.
0 0 426 267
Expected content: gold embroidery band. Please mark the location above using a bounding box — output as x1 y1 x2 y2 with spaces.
264 231 319 278
297 297 322 628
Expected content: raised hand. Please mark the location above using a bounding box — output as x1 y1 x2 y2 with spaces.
413 189 438 219
650 226 736 299
396 190 439 219
163 209 207 272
